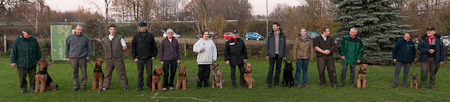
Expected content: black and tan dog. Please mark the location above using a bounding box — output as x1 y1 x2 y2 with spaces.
282 61 295 88
176 66 188 90
410 73 418 89
244 63 255 89
357 64 368 88
34 58 58 93
152 66 163 91
92 58 104 89
212 63 225 89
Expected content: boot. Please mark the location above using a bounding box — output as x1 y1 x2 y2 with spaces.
349 80 355 87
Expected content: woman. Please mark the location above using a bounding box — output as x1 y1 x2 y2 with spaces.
392 32 416 88
292 27 315 88
193 30 217 89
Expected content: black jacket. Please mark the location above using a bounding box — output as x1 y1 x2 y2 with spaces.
392 39 416 63
132 30 158 60
418 34 445 63
224 38 248 65
160 37 181 61
265 28 287 58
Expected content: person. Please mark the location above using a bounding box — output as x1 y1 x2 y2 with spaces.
132 22 158 91
160 29 181 91
292 27 315 88
265 22 287 88
338 27 364 87
10 27 42 93
313 27 338 89
65 25 92 91
418 27 444 90
193 30 217 89
224 29 248 89
100 24 129 91
392 32 416 88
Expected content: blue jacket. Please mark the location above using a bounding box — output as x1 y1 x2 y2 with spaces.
418 34 445 63
392 39 416 63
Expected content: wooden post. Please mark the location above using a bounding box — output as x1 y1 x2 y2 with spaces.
93 39 95 56
184 39 187 57
4 35 6 52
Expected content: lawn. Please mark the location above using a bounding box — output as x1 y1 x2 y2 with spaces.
0 56 449 102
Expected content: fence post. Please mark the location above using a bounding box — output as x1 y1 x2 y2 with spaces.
4 35 6 52
184 39 187 57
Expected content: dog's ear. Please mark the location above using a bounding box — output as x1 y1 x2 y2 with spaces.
216 63 219 66
285 60 288 64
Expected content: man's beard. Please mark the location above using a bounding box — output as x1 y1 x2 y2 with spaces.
427 33 433 37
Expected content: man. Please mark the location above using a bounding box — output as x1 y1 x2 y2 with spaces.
100 24 129 91
10 27 42 93
392 32 416 88
224 29 248 89
313 27 338 89
66 25 92 91
132 22 158 91
265 22 287 88
338 27 364 87
160 29 181 91
418 27 444 90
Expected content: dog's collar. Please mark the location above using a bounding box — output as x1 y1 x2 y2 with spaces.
179 73 186 76
244 69 252 73
94 68 102 70
153 71 161 76
39 67 48 72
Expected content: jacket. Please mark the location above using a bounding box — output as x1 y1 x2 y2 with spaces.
224 38 248 65
193 38 217 65
160 37 181 61
338 35 364 64
418 34 445 63
10 35 42 69
131 30 158 60
102 34 124 59
65 33 92 59
265 28 287 58
392 39 416 63
292 35 315 60
313 35 336 57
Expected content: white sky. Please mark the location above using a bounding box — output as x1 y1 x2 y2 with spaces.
45 0 304 16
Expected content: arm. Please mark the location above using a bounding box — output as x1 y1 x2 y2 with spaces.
417 39 430 53
151 35 158 57
224 41 230 61
212 42 217 62
121 38 127 50
412 42 417 58
35 39 42 60
439 41 445 62
357 40 364 60
177 40 181 60
160 40 164 61
392 40 400 59
193 40 202 53
86 37 93 59
313 38 326 54
292 39 298 61
265 36 270 56
131 35 137 59
338 39 345 56
65 36 70 59
243 41 248 59
310 41 315 60
329 38 337 52
283 36 287 57
10 38 19 63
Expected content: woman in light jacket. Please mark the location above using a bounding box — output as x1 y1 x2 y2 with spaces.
193 30 217 89
292 27 315 88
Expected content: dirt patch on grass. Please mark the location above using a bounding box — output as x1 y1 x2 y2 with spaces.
188 77 197 81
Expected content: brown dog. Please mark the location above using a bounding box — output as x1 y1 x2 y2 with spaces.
244 63 255 89
92 58 104 89
357 64 368 88
410 73 418 89
176 66 188 90
211 63 225 89
34 58 57 93
152 66 163 91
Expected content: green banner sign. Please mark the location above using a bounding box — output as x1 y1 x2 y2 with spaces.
51 25 72 61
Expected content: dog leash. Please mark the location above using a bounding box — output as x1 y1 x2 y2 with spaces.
87 59 96 69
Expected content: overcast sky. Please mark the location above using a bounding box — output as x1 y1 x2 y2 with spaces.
45 0 305 16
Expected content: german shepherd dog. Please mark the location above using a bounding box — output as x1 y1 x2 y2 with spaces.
282 61 295 88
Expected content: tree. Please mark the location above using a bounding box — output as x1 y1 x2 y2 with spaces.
329 0 411 65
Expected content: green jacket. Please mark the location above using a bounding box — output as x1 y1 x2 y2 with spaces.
338 35 364 64
10 35 42 69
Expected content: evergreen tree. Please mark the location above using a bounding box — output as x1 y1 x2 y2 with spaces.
329 0 411 65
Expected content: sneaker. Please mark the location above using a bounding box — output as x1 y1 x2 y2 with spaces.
169 87 174 90
349 81 355 87
196 87 201 89
136 88 142 91
334 86 339 89
232 86 236 89
265 85 271 88
392 85 397 88
20 89 26 93
321 85 326 88
305 85 311 87
420 86 425 90
297 85 302 88
339 81 344 87
81 87 86 91
30 89 35 93
162 88 167 91
429 86 437 90
124 88 129 91
402 85 408 88
72 88 79 91
99 88 107 91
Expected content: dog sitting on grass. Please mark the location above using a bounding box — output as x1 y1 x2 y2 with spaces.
92 58 104 89
282 61 295 88
152 66 163 91
211 63 225 89
244 63 255 89
410 73 418 89
34 58 58 93
176 66 188 90
357 64 368 88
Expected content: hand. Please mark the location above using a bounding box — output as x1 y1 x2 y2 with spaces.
412 62 414 64
440 61 444 65
212 59 215 62
393 59 396 62
244 59 247 63
67 58 71 62
266 56 269 60
283 57 286 60
177 60 181 64
294 60 297 63
201 48 205 52
310 59 313 62
226 61 230 65
357 60 361 63
160 61 163 64
429 49 435 54
11 63 16 68
86 57 90 61
151 57 155 60
134 58 138 62
341 56 345 59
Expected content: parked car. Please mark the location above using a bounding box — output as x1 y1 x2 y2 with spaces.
162 30 181 39
209 31 219 39
306 31 320 42
441 36 450 46
245 32 264 41
223 32 240 39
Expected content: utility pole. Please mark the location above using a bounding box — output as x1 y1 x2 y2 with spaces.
36 2 40 35
266 0 268 37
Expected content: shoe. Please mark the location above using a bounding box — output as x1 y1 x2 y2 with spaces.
136 88 142 91
72 88 79 91
124 88 129 91
196 87 201 89
30 89 35 93
169 87 174 90
162 88 167 91
339 81 344 86
321 85 326 87
297 85 302 88
147 88 152 91
240 85 247 88
334 86 339 89
392 85 397 88
305 85 311 87
420 86 425 90
204 86 209 88
265 85 271 88
349 81 355 87
20 89 26 93
99 88 107 91
429 86 437 90
81 87 86 91
275 85 280 87
402 85 408 88
232 86 236 89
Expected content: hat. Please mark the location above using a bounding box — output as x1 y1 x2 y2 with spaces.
23 27 33 35
232 29 238 34
426 27 435 31
138 22 147 26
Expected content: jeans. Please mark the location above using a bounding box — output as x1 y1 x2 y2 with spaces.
295 59 309 86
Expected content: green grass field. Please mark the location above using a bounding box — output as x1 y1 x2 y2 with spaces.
1 56 449 102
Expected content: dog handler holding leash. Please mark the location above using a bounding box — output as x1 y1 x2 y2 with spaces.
193 30 217 89
391 32 416 88
338 27 364 87
224 29 248 89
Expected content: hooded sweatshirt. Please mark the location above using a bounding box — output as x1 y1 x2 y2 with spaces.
193 38 217 64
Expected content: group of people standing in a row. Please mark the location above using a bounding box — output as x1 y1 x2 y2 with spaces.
10 22 443 93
